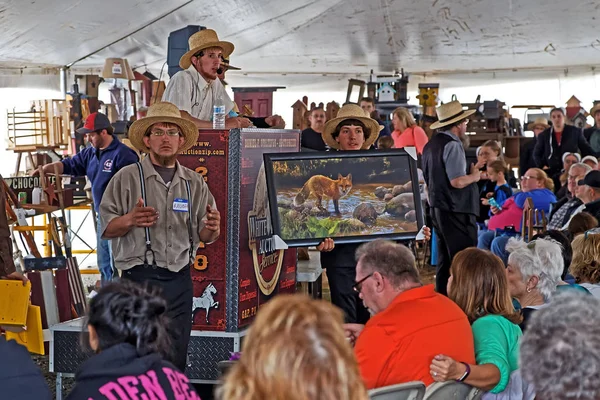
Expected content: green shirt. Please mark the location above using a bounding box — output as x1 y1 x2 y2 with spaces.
472 314 522 394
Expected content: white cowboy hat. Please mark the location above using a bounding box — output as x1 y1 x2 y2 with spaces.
430 100 476 130
179 29 234 70
128 102 198 153
321 104 383 150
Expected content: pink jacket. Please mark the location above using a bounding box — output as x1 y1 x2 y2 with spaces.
391 126 429 154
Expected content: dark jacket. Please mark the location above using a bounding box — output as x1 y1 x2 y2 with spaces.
61 136 138 210
67 343 200 400
0 337 52 400
520 139 537 176
583 126 600 153
584 199 600 222
533 125 596 175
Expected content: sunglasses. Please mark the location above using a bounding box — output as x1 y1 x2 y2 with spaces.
352 273 374 293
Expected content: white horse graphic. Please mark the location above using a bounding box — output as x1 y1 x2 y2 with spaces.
192 283 219 324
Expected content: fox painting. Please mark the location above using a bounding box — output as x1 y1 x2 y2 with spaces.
293 173 353 214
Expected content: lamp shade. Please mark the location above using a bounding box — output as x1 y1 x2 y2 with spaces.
102 58 128 79
123 59 137 81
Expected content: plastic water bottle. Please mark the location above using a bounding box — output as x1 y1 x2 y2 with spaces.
212 93 226 129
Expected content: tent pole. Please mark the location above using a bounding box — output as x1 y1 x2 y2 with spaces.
59 67 68 98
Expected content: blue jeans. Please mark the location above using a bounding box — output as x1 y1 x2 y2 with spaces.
97 215 114 283
477 230 514 266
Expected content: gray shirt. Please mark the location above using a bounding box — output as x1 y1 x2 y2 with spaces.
99 156 216 272
440 131 468 181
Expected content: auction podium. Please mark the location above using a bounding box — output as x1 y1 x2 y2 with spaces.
50 128 301 396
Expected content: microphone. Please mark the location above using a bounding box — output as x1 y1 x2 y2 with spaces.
217 67 224 74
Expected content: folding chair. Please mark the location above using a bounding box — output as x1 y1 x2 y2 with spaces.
368 381 426 400
424 381 476 399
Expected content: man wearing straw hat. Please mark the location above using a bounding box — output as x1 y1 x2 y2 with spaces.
422 100 483 296
521 117 549 176
163 29 283 129
99 102 220 370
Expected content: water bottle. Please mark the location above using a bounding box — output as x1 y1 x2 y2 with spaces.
212 93 226 129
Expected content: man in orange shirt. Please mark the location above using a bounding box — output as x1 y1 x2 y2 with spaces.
345 240 475 390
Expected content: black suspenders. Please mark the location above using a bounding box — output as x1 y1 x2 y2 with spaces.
136 162 195 268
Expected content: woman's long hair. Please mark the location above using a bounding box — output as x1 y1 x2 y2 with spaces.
218 294 368 400
449 248 522 325
85 280 171 359
527 168 555 191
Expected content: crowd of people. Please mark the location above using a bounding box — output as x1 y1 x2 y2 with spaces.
2 26 600 400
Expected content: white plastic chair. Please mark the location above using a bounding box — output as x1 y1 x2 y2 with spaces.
368 381 426 400
424 381 478 399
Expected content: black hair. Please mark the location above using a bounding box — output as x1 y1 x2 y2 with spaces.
86 280 171 358
532 230 573 280
332 119 370 140
550 107 565 116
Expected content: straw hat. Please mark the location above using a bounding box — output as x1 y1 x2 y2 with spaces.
590 103 600 117
128 102 198 154
321 104 383 150
430 100 476 130
527 117 550 131
179 29 234 70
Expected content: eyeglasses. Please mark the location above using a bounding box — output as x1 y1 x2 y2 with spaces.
352 273 374 293
520 175 535 181
148 129 181 137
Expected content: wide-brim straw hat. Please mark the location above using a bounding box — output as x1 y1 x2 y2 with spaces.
527 117 550 131
128 102 198 154
322 104 383 150
590 103 600 117
179 29 235 70
430 100 476 130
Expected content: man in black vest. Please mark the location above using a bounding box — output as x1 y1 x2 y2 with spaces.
422 101 482 295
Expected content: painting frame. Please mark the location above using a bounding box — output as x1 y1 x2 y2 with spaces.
263 149 424 247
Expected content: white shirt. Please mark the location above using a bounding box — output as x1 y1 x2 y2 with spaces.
579 283 600 299
162 65 235 121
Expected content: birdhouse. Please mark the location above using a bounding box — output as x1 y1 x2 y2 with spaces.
566 95 582 108
565 95 584 120
570 110 588 129
377 83 397 102
417 83 439 107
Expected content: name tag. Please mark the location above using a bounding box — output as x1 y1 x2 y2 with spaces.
173 198 189 212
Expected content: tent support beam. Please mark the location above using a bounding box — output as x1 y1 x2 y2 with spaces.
65 0 195 68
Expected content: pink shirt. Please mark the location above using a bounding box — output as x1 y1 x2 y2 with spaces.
391 126 429 154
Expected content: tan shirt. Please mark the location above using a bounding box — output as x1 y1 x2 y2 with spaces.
99 156 216 272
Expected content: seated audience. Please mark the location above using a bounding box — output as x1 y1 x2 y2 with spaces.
360 97 391 138
301 108 328 151
521 292 600 400
430 248 529 397
570 231 600 298
478 168 557 264
376 135 394 149
555 152 581 198
547 163 591 231
390 107 429 154
344 240 475 389
219 294 368 400
567 212 599 238
67 281 200 400
582 155 599 170
574 170 600 221
0 336 52 399
505 238 563 331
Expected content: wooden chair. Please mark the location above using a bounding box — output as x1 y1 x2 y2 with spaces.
368 381 426 400
521 197 547 242
424 381 481 400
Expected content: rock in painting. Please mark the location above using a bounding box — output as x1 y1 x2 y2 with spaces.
384 193 415 216
404 210 417 222
374 186 389 199
352 203 378 226
384 193 394 202
392 181 413 197
338 218 367 233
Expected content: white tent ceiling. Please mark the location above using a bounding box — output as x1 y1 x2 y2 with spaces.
0 0 599 89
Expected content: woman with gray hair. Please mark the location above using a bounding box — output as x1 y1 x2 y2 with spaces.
520 291 600 400
505 237 563 331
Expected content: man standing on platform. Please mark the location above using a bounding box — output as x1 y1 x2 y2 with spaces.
301 107 328 151
422 101 482 295
33 112 138 282
162 29 284 130
100 102 220 371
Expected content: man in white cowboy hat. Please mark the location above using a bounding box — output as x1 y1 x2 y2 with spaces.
162 29 284 129
584 103 600 153
422 100 483 296
521 117 549 176
99 101 220 371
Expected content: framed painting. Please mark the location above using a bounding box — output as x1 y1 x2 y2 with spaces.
263 149 424 246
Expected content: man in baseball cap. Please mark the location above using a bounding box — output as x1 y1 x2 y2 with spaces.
33 112 139 282
576 170 600 222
